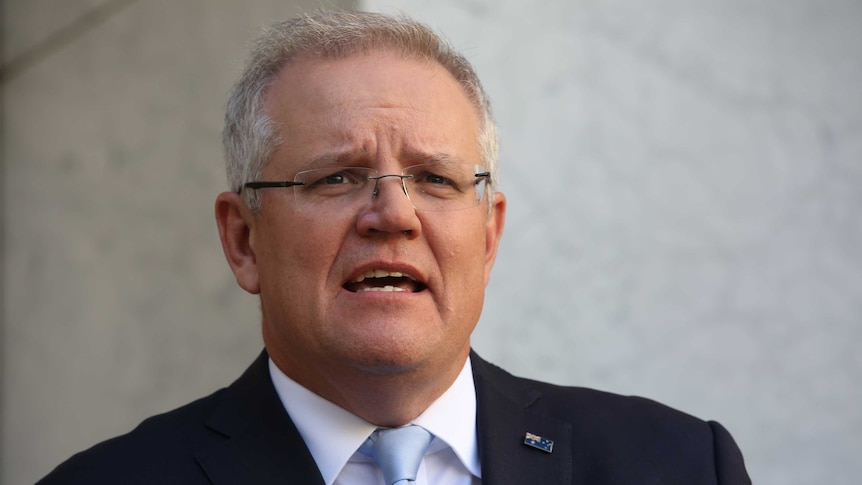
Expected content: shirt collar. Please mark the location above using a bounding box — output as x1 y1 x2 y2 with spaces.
412 357 480 478
268 357 480 485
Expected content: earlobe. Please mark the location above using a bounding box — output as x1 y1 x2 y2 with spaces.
483 192 507 285
215 192 261 294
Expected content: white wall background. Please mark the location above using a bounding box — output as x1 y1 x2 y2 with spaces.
1 1 352 484
364 1 862 484
2 1 860 484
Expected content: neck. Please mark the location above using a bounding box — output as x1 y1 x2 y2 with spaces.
267 346 469 427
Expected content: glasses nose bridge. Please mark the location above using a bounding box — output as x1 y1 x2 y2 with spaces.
368 173 412 199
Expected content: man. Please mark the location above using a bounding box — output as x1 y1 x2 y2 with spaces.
40 10 750 485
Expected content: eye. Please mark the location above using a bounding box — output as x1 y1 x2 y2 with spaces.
322 173 349 185
419 172 455 186
306 168 366 187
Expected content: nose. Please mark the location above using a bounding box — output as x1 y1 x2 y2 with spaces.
355 174 421 237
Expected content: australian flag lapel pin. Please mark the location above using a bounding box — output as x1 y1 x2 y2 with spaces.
523 432 554 453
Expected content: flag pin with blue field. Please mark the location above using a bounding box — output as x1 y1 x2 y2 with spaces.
523 432 554 453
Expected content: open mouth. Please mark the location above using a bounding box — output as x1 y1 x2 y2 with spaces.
343 269 428 293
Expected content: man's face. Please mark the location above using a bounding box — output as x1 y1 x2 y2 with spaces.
224 51 505 387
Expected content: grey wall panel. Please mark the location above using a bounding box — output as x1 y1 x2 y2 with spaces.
362 1 862 484
2 1 354 484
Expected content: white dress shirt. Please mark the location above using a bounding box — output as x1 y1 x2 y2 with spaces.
269 357 481 485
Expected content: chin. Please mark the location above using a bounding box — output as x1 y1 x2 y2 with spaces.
342 340 430 376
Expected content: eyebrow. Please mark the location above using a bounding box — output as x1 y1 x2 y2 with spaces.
406 151 465 165
301 149 466 170
302 151 364 170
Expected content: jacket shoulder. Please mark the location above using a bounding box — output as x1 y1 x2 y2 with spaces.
472 354 751 484
474 353 702 422
38 387 228 484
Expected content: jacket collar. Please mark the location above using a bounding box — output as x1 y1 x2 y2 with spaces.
193 349 573 485
472 351 573 485
194 350 325 485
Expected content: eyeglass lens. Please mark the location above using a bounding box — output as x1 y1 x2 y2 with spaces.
292 162 487 212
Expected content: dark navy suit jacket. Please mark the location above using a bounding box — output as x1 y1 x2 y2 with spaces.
40 350 751 484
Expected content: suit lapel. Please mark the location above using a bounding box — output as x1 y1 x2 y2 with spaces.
472 352 573 485
192 350 574 484
194 351 325 485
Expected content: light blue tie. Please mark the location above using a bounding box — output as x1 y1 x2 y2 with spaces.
368 425 433 485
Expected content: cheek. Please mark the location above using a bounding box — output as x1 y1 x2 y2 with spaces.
431 216 489 284
255 213 343 291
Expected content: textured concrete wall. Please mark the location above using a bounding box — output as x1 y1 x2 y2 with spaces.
363 1 862 484
3 1 861 484
1 1 353 484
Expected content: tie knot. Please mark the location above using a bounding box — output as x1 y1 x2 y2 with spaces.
368 425 433 485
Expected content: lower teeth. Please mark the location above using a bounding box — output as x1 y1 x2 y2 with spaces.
359 285 406 292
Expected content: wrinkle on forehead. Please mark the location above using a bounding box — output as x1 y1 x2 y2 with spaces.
300 148 468 172
262 51 481 175
268 52 461 113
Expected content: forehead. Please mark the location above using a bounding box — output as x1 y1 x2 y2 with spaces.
261 50 481 170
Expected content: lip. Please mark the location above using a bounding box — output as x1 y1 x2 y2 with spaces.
343 261 429 293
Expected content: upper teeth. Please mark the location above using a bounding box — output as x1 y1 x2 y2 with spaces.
353 269 411 283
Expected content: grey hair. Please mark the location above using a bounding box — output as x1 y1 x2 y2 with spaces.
222 10 499 212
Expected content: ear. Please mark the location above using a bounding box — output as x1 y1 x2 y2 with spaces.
215 191 261 294
483 191 506 286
